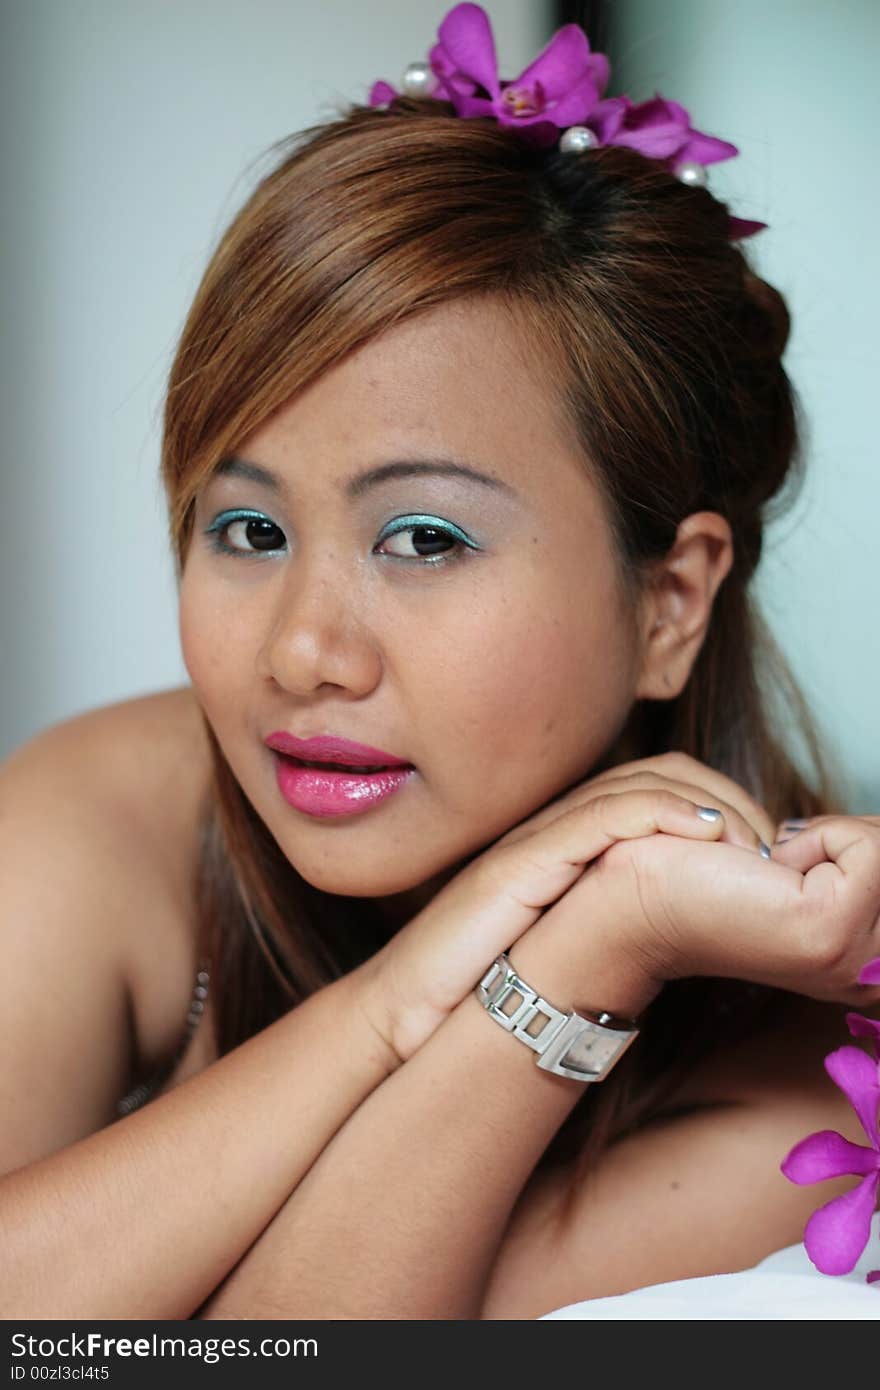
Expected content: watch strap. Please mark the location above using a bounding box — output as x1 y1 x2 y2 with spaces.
475 953 639 1083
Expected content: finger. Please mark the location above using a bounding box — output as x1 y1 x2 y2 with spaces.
776 815 880 842
769 818 876 876
495 788 727 916
593 772 768 854
595 756 776 848
774 816 812 842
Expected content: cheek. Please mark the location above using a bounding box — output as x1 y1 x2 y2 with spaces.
413 567 633 807
178 569 254 708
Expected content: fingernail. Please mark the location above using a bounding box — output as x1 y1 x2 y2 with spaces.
759 841 771 859
782 819 809 830
697 806 722 822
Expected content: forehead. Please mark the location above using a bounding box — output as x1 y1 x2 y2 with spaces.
245 296 590 500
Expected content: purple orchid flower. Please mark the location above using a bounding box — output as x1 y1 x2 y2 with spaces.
368 3 766 237
584 92 738 170
781 1043 880 1283
582 92 767 239
371 2 609 149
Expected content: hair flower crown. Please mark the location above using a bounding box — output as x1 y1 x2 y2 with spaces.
369 2 766 240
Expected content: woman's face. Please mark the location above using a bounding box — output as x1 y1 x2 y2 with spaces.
179 297 648 909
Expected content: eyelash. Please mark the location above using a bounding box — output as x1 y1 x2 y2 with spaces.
202 509 480 569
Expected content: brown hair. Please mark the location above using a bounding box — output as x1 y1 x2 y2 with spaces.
161 97 846 1187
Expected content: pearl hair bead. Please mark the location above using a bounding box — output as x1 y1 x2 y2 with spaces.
676 160 709 188
402 61 437 98
558 125 598 154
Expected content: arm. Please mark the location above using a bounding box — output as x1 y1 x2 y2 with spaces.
197 894 658 1320
1 713 729 1321
199 808 880 1320
0 718 404 1321
1 962 403 1320
0 713 783 1319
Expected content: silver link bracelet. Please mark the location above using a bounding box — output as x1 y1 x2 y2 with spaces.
475 953 640 1083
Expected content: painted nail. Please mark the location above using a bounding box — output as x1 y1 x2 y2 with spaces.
783 818 809 830
697 806 722 822
759 841 771 859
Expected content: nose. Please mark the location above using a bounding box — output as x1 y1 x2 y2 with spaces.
256 555 382 696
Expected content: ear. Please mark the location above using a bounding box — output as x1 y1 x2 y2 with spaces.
634 512 734 700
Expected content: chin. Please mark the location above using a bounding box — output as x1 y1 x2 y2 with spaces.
293 840 476 905
288 857 440 900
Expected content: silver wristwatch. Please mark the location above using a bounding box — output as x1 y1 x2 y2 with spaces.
475 953 639 1083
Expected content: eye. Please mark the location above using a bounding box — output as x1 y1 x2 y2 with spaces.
202 508 481 567
375 514 480 567
203 509 286 558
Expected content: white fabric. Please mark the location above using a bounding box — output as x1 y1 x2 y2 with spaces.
539 1212 880 1319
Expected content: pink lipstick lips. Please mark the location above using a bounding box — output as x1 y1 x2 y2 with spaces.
264 731 415 818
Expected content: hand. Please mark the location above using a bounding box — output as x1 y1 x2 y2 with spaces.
534 811 880 1009
357 782 753 1064
491 750 777 855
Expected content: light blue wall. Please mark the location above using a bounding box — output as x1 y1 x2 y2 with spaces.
608 0 879 810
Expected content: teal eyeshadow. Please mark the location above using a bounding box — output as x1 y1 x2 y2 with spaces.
204 509 482 549
379 514 480 548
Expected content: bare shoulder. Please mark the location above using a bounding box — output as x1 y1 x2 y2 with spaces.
10 686 216 1079
481 995 871 1318
0 686 214 1169
67 686 217 1080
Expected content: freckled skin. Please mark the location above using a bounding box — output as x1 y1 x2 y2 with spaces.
179 297 652 928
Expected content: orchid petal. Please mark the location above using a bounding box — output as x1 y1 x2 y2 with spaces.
446 92 497 120
369 80 398 106
781 1130 880 1184
727 216 768 239
628 95 689 131
545 73 604 128
588 96 630 143
858 957 880 985
606 97 689 159
654 96 690 125
437 3 500 98
610 125 686 160
673 131 739 168
429 42 477 97
587 52 611 99
513 24 594 101
825 1046 880 1147
802 1172 880 1275
847 1011 880 1053
867 1269 880 1283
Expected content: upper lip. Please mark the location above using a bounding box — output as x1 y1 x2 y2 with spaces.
264 731 413 768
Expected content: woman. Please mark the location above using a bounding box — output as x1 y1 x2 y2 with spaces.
2 6 878 1319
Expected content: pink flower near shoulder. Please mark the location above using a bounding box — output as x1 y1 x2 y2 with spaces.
781 1043 880 1283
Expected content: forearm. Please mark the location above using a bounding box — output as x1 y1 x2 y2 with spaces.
200 907 657 1320
0 964 399 1319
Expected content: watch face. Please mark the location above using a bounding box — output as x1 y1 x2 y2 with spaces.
546 1017 638 1080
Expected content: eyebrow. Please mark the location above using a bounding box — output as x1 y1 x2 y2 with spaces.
210 455 521 502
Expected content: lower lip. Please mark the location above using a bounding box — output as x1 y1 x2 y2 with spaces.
272 754 415 818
